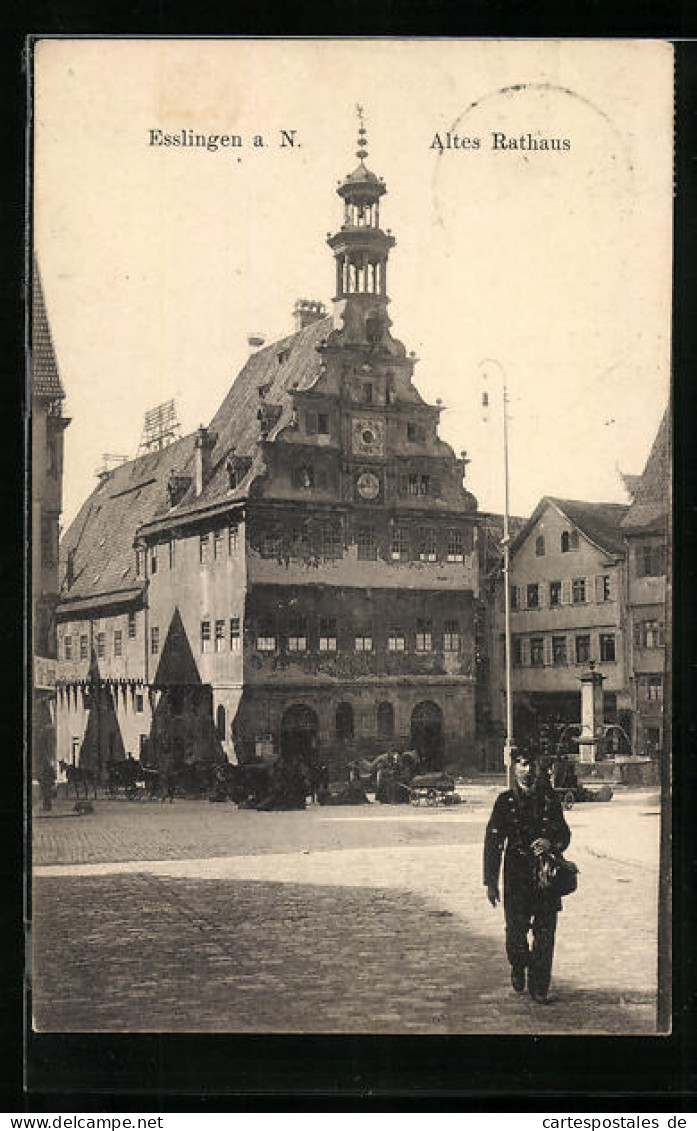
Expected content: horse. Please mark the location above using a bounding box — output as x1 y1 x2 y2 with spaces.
58 760 98 800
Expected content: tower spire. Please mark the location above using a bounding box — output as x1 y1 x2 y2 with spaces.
356 103 368 163
326 116 395 340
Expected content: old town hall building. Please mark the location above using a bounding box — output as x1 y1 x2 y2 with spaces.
55 133 480 781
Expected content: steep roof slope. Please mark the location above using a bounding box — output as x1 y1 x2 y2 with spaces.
59 434 197 605
621 409 670 532
59 318 331 601
547 498 630 556
208 315 331 462
511 496 629 558
137 315 333 527
32 260 65 400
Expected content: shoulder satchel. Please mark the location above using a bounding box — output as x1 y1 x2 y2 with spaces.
536 851 579 897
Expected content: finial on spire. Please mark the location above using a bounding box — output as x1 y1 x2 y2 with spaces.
356 103 368 162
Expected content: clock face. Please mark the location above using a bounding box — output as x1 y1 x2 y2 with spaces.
352 417 385 457
356 471 380 500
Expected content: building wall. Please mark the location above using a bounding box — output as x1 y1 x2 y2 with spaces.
624 533 666 755
32 393 69 783
55 606 149 772
141 513 247 763
32 402 66 655
508 504 628 700
234 681 475 778
56 679 152 775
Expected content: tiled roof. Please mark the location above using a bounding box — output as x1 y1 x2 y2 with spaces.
59 434 198 604
547 498 629 556
32 260 65 400
511 496 629 559
59 318 330 605
161 315 331 517
621 409 670 532
209 316 330 458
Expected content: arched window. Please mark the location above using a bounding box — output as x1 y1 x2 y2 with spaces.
535 535 545 557
377 701 394 740
336 702 354 743
216 704 226 741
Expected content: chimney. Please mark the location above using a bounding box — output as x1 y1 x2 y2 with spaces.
194 425 217 496
293 298 327 332
247 333 265 350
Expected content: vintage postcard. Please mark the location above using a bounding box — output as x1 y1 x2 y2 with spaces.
30 38 672 1040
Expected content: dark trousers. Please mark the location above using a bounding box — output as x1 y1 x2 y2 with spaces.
504 900 558 995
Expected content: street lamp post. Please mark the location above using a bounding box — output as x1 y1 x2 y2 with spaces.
480 359 515 787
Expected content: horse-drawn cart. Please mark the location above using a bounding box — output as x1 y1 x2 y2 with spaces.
408 772 460 807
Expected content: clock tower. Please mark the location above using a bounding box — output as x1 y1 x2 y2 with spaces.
326 106 395 348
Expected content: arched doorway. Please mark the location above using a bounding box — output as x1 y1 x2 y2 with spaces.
280 704 318 767
335 702 354 743
411 701 444 770
377 701 394 741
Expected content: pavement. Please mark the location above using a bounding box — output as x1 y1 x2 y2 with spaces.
30 782 661 1035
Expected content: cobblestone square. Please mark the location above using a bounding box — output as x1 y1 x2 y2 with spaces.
31 784 661 1034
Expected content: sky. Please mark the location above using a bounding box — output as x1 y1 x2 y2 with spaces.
33 38 673 527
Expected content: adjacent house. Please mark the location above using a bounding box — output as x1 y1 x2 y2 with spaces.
492 496 632 753
621 409 670 758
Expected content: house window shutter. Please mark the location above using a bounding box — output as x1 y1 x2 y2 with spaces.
561 580 572 605
537 583 545 609
567 634 575 663
544 637 553 666
595 575 604 602
634 621 643 647
585 577 593 604
520 638 530 666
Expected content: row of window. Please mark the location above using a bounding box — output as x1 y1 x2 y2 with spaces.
259 525 468 563
512 632 617 667
136 518 469 572
150 617 463 657
511 575 612 610
63 614 138 661
303 411 425 443
533 531 666 579
291 466 433 497
535 531 580 556
135 524 240 575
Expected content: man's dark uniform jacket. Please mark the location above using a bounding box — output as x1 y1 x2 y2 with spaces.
484 780 571 994
484 781 571 907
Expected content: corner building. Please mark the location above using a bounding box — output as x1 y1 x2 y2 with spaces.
56 139 479 780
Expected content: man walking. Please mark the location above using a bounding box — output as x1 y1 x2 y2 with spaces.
483 750 571 1003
